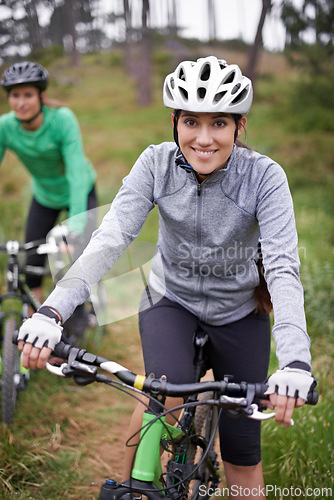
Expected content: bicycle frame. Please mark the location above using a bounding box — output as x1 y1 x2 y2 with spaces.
99 393 216 499
132 411 183 483
0 249 41 325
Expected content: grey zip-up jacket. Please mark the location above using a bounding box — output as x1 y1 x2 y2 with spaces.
45 142 311 369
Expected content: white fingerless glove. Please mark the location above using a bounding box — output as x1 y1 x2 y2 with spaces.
265 367 314 400
18 313 63 350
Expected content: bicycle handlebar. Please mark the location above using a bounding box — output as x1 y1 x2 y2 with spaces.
49 341 318 405
0 239 59 255
11 333 318 406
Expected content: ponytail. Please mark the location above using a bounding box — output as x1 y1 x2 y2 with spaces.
254 244 273 315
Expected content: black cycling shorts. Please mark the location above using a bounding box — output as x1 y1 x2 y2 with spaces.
25 186 97 288
139 294 271 466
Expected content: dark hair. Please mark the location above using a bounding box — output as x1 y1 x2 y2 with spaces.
233 114 252 150
254 259 273 315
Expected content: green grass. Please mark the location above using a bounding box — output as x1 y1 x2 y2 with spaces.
0 49 333 498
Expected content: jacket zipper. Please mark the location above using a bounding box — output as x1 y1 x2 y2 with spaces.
193 173 208 321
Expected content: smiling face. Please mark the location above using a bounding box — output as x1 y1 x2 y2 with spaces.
174 111 247 180
8 84 44 129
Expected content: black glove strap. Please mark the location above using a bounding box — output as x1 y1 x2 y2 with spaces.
286 361 312 372
37 306 61 324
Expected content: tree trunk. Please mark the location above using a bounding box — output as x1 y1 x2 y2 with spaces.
246 0 272 83
137 0 152 106
24 0 43 51
208 0 216 41
122 0 133 76
64 0 79 67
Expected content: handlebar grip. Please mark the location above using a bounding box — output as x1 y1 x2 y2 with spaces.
52 341 75 359
12 332 75 360
12 330 19 345
255 382 318 405
256 384 319 406
306 389 319 405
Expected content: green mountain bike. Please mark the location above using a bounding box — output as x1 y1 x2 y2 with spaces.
39 332 318 500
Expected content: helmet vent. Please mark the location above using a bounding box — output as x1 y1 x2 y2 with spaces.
231 86 249 104
178 68 186 82
170 77 175 89
164 83 173 101
179 87 188 101
198 87 206 100
218 59 228 69
213 91 227 103
222 70 235 85
200 64 211 81
231 83 241 95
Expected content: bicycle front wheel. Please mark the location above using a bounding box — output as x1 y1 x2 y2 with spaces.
186 392 220 500
1 317 21 425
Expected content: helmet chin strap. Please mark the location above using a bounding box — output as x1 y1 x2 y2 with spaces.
18 93 43 125
18 106 43 124
175 149 218 177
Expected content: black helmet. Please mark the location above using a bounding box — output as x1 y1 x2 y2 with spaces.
1 61 49 91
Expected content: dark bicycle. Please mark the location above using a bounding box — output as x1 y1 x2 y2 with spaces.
0 235 106 425
0 239 54 425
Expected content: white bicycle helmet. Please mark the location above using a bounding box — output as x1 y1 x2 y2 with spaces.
163 56 253 114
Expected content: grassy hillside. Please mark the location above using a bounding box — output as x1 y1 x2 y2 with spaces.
0 48 333 498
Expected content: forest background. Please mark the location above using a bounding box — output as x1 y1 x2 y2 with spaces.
0 1 333 498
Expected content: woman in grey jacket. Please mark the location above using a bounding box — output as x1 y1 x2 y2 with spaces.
18 56 314 497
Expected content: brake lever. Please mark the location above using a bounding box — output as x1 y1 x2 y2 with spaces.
46 362 67 377
46 359 97 382
248 403 294 426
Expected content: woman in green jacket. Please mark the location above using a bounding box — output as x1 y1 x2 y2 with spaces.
0 61 97 310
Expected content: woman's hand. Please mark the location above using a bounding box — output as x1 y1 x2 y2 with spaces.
18 341 53 371
17 312 63 370
268 393 305 427
264 367 314 427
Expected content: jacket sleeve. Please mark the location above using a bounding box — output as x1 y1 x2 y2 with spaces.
57 108 95 234
255 161 311 369
44 146 156 321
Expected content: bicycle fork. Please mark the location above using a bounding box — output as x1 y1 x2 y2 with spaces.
99 396 183 499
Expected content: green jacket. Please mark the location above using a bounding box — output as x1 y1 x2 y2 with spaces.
0 106 96 233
